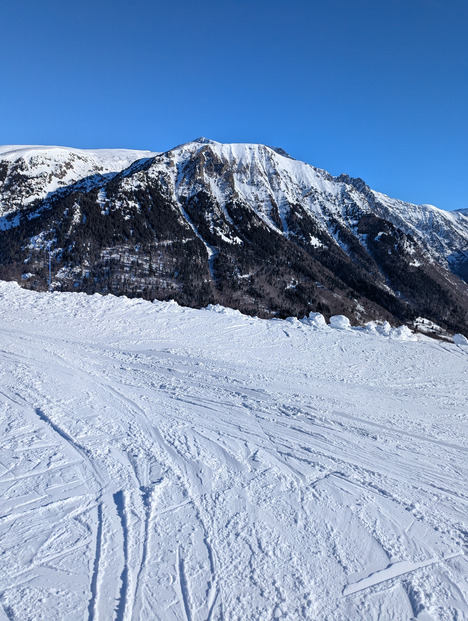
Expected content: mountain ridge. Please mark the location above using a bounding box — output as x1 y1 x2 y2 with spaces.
1 139 467 333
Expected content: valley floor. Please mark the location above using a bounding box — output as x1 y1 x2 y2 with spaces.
0 282 467 620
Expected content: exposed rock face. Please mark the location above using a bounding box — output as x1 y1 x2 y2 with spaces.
1 139 467 331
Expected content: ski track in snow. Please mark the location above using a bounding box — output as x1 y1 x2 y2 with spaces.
0 282 467 620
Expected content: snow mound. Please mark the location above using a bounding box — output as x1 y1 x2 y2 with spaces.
285 316 301 325
303 311 327 328
204 303 243 316
376 321 392 336
329 315 351 330
390 325 416 341
363 322 379 335
453 333 468 345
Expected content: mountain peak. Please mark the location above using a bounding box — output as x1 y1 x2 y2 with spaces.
192 137 217 145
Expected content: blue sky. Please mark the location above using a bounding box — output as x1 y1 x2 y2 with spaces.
1 0 466 210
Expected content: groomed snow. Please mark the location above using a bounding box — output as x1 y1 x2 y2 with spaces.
0 282 466 620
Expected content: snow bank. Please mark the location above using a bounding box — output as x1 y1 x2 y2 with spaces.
453 333 468 345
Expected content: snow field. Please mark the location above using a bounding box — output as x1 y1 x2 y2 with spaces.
0 282 467 620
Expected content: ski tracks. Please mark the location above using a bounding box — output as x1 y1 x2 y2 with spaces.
1 298 467 620
102 380 223 621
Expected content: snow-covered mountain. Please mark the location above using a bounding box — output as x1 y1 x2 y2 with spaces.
0 145 158 216
1 281 467 620
1 138 467 332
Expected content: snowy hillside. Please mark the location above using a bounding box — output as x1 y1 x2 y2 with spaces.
0 282 466 620
0 145 158 217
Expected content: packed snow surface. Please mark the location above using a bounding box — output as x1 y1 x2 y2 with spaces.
0 282 467 621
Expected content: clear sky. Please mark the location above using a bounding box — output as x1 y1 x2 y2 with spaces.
1 0 466 210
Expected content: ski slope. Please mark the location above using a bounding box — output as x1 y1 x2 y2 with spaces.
0 282 467 620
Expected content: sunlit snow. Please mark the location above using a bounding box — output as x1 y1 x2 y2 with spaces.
0 282 466 620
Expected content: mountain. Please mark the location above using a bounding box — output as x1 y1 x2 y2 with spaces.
1 138 467 332
0 145 159 216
